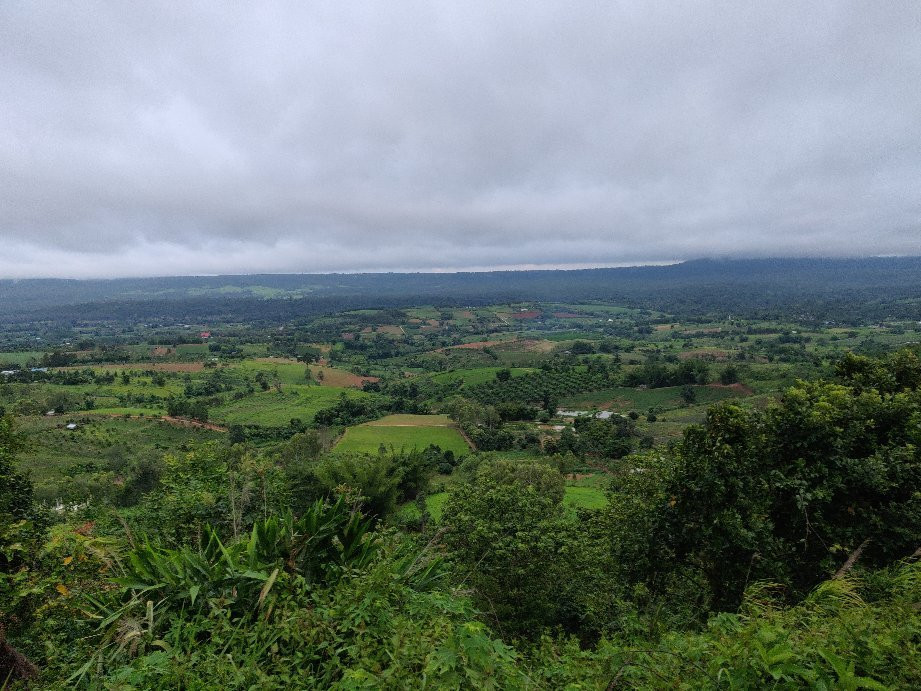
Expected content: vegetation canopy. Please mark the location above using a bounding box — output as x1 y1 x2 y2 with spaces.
1 273 920 687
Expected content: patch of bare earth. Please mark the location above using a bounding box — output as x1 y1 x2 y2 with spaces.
310 365 379 388
443 340 508 350
514 339 555 353
159 416 228 431
60 362 204 372
96 413 226 431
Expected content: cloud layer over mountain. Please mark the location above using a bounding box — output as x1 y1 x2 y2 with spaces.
2 1 919 277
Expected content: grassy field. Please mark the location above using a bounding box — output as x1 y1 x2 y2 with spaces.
14 415 221 503
231 359 315 386
211 387 368 426
397 476 606 524
176 343 209 356
0 351 45 366
364 413 454 426
559 384 745 412
229 359 373 388
563 474 608 510
428 367 535 386
89 407 167 416
563 485 607 510
335 414 470 456
393 492 448 523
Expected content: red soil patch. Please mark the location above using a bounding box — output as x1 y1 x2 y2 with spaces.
512 339 556 353
503 310 541 319
310 365 379 388
74 521 95 536
426 319 440 327
61 362 204 372
160 415 227 432
457 310 475 319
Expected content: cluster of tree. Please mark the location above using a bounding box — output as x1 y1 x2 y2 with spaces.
623 356 710 388
544 414 643 459
312 394 390 427
164 396 210 421
440 349 921 648
183 370 236 397
467 363 619 407
443 397 541 452
9 390 84 416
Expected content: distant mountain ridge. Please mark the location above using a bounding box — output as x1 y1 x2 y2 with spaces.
2 257 921 324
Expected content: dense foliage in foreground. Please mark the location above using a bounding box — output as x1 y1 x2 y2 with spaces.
2 350 920 688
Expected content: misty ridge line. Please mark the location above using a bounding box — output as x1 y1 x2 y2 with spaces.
3 257 921 325
1 255 919 284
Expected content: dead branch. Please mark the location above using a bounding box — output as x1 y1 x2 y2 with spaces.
834 538 872 579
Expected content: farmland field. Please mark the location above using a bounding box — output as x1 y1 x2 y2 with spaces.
211 387 368 426
0 351 45 366
559 384 745 411
399 479 607 523
335 414 470 456
14 415 221 502
428 367 535 386
563 485 607 510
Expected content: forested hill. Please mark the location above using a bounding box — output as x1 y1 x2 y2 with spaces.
3 257 921 324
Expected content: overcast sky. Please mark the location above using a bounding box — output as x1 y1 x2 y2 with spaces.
1 2 920 278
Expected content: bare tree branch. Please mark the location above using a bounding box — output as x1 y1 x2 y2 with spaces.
834 538 872 579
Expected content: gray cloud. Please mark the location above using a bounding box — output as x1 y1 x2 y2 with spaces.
1 1 920 277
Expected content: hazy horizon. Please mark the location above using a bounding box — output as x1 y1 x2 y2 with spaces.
5 255 921 284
